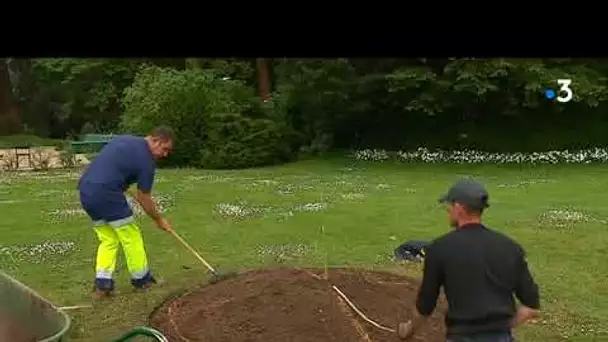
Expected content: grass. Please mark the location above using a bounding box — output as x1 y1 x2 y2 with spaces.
0 134 64 149
1 158 607 341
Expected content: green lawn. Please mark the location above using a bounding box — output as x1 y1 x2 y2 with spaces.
1 158 607 341
0 134 63 148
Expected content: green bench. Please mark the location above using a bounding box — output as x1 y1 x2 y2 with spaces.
70 134 115 153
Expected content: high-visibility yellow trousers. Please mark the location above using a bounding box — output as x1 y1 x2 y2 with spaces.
93 219 153 290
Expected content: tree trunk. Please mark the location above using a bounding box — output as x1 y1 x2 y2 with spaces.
0 59 21 135
256 58 272 102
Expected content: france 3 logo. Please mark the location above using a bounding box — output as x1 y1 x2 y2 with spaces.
544 79 573 103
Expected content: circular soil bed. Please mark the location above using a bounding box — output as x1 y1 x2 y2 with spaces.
150 268 446 342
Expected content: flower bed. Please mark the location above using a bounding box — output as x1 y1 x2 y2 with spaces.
353 148 608 164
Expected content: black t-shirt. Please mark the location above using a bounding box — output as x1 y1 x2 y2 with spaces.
416 223 540 336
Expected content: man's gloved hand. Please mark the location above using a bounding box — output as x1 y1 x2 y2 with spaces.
398 321 414 340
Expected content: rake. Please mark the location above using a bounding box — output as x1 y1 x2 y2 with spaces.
169 230 237 284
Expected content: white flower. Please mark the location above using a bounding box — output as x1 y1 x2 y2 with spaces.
294 203 327 212
541 209 589 223
127 193 173 216
341 193 365 200
354 147 608 164
353 149 390 162
215 203 250 218
0 240 77 263
214 202 272 219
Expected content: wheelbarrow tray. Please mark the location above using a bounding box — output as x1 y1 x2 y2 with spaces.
0 271 70 341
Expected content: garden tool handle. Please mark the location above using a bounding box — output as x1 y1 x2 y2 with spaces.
169 230 217 274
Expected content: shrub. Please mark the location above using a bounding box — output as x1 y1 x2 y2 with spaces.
59 151 77 168
55 141 77 169
0 151 18 171
121 65 294 169
30 148 53 171
200 112 292 169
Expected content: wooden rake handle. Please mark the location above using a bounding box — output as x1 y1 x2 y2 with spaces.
169 230 217 274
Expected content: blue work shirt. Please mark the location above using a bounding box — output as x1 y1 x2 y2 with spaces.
78 135 155 222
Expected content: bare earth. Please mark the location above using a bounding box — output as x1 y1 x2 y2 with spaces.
150 268 447 342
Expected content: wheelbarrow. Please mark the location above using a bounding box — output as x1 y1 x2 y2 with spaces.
0 270 168 341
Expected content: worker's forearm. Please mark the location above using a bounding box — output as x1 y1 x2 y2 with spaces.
511 306 538 328
135 191 162 222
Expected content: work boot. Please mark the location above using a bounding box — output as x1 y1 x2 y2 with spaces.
91 285 114 300
92 279 114 299
132 275 165 292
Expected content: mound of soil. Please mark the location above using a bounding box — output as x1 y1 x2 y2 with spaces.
0 311 36 342
150 268 446 342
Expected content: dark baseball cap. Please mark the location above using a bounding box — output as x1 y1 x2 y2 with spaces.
439 179 490 210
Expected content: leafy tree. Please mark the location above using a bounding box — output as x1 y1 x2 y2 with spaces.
121 66 294 169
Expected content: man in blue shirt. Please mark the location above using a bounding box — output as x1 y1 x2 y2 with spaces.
78 126 175 298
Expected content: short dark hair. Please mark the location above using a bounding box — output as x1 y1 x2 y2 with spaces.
459 202 485 216
148 125 175 142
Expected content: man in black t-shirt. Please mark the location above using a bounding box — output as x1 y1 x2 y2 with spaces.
398 179 540 342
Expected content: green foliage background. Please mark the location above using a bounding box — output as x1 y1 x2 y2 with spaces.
4 58 608 168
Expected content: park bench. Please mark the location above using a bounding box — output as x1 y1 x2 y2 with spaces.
69 133 115 153
0 145 32 170
14 145 32 169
